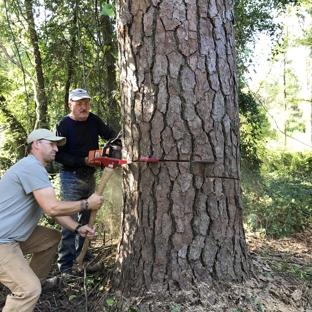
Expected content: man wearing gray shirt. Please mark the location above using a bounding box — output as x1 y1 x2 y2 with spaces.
0 129 104 312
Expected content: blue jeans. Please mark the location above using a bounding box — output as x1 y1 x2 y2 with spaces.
57 170 96 273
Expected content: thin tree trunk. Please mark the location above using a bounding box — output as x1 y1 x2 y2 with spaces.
114 0 249 296
64 6 78 109
24 0 48 128
101 12 120 131
283 54 287 147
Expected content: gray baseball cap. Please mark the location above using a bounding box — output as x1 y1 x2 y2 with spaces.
69 89 91 101
27 129 66 146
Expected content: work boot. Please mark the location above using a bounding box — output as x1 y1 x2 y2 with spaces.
41 276 60 293
61 269 77 282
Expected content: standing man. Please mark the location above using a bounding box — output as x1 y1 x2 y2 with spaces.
55 88 119 276
0 129 104 312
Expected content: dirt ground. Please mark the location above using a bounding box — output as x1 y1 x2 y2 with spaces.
1 229 312 312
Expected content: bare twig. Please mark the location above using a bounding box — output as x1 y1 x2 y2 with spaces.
84 268 88 312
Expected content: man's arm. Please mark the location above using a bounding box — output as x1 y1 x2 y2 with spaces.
33 186 104 217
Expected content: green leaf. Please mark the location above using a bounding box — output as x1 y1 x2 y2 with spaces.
106 298 115 306
69 295 76 301
104 45 111 52
171 308 180 312
86 278 95 285
100 3 115 17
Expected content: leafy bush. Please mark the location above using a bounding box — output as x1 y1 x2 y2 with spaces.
239 88 273 172
242 150 312 237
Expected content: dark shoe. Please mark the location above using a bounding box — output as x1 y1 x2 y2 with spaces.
61 272 74 281
61 269 78 282
41 276 60 293
61 273 75 282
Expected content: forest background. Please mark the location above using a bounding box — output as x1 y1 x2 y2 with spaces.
0 0 311 240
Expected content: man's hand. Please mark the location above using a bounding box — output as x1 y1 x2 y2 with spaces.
87 193 104 210
85 156 101 168
77 225 96 239
86 149 102 168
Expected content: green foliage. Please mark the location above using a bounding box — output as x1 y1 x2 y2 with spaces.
243 150 312 237
234 0 299 79
106 298 116 311
234 1 270 77
294 0 312 49
239 87 273 171
262 150 312 179
69 294 77 301
263 20 306 143
39 173 62 228
85 277 95 285
100 2 115 17
0 0 121 155
267 260 309 280
0 156 13 177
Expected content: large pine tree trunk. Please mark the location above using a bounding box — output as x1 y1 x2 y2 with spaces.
114 0 249 295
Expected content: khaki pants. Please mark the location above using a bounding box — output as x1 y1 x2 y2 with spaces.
0 225 61 312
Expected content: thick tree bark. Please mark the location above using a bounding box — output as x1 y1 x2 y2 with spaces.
114 0 249 295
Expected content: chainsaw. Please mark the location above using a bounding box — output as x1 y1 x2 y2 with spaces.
87 134 122 167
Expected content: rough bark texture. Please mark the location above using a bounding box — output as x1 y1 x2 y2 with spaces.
114 0 249 295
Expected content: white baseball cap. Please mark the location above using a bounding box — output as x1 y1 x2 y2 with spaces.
27 129 66 146
69 89 91 101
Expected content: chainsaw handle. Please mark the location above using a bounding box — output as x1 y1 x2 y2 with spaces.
139 156 159 163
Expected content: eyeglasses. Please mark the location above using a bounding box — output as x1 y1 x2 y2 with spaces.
71 100 90 107
38 139 58 147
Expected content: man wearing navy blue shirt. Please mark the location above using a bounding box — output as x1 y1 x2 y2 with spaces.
55 89 118 275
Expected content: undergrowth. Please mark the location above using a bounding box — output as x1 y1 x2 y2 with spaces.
242 150 312 238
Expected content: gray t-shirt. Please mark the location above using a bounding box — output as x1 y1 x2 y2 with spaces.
0 155 52 243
